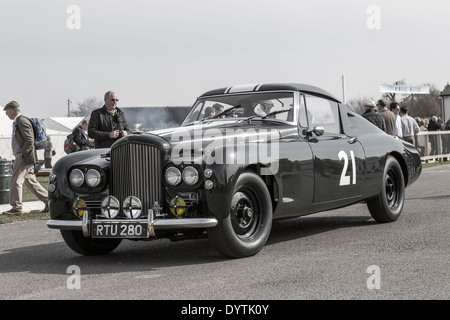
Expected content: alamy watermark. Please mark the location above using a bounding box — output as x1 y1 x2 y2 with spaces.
66 5 81 30
366 265 381 290
170 126 280 175
67 265 81 289
367 5 381 30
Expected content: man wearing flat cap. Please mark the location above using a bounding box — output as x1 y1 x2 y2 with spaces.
2 101 48 216
361 100 386 131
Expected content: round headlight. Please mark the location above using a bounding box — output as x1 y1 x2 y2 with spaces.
182 166 199 185
101 196 120 219
123 196 142 219
165 167 182 186
69 169 84 188
85 169 102 188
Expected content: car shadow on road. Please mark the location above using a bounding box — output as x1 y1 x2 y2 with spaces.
267 214 375 245
0 214 375 276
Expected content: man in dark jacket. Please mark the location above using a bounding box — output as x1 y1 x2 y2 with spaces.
2 101 48 215
88 91 130 148
361 100 385 131
427 116 441 155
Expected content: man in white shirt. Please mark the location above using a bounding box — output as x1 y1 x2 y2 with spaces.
389 102 403 138
400 106 419 145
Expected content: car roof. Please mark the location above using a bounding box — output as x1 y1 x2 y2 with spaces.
198 83 341 103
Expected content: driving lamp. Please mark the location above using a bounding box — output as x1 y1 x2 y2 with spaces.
123 196 142 219
169 196 186 216
101 196 120 219
72 198 87 217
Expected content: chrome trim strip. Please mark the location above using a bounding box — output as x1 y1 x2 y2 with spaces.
47 220 82 230
228 84 259 93
47 217 218 233
152 218 218 229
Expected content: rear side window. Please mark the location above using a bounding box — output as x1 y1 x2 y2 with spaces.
304 95 341 134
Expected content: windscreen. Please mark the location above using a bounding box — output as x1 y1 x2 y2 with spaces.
182 92 295 125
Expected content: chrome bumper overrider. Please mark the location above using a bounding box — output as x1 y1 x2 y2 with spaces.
47 209 218 237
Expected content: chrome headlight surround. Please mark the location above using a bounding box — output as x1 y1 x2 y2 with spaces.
165 167 182 186
182 166 199 185
85 169 102 188
69 169 84 188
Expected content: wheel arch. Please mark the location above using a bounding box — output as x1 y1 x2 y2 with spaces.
389 151 409 186
244 164 279 212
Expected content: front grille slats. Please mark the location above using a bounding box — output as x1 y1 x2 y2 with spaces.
110 142 162 218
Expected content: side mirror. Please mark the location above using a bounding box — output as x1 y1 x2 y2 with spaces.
303 125 325 138
313 126 324 136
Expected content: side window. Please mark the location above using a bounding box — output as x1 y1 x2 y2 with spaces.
304 95 341 134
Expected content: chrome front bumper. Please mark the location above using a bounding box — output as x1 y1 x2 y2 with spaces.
47 209 218 238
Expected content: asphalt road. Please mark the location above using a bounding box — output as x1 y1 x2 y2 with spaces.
0 165 449 302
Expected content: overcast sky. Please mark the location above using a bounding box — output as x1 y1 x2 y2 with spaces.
1 0 450 118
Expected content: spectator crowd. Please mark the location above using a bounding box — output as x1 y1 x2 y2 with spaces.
360 99 450 158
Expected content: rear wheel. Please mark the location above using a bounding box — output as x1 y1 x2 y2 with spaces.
367 156 405 222
60 230 122 255
207 172 273 258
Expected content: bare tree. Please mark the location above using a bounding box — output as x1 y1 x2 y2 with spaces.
345 95 376 115
402 83 441 119
70 97 103 117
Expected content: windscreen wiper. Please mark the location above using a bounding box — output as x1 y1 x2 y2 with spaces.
201 104 242 122
244 108 292 123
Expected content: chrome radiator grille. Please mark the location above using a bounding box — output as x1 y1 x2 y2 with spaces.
110 142 162 217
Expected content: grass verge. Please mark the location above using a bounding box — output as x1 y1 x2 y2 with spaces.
0 176 49 224
0 210 50 224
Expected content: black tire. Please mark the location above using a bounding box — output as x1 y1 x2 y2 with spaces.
60 230 122 255
367 156 405 223
207 172 273 258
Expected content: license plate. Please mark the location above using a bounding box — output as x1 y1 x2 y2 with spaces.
91 220 149 238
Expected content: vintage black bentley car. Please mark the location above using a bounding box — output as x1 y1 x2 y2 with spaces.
47 83 422 258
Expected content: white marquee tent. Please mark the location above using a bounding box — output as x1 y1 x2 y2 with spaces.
0 111 73 166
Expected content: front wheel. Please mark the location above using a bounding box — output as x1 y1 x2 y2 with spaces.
207 172 273 258
367 156 405 222
60 230 122 255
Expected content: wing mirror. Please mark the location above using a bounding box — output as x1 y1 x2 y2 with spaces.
303 126 325 137
313 126 324 136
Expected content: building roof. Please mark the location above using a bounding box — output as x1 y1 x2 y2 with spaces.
43 117 84 132
441 83 450 96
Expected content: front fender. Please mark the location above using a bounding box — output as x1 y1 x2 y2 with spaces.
203 142 273 220
49 149 111 219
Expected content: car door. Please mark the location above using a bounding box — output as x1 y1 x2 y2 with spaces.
303 94 365 203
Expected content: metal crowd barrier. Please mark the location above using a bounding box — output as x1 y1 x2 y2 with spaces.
416 131 450 162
